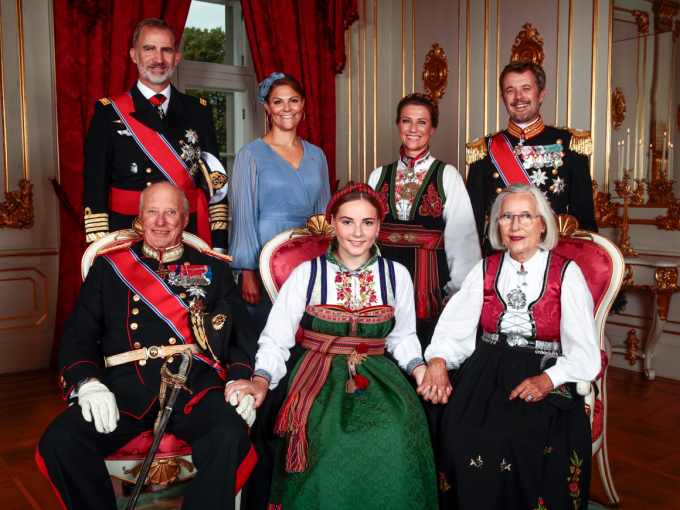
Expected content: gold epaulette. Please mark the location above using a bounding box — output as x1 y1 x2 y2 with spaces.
96 241 134 256
564 127 593 157
200 247 233 263
99 98 111 106
465 137 488 165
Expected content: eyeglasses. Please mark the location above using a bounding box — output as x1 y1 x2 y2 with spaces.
498 213 541 227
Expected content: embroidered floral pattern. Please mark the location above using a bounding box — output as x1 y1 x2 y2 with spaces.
535 497 548 510
335 270 377 310
544 446 553 454
438 472 451 492
418 182 443 217
500 459 511 472
394 167 427 220
470 456 483 468
567 451 583 509
549 384 573 399
376 182 390 217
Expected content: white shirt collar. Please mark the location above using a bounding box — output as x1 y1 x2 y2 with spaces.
514 116 540 130
503 248 548 272
136 80 171 114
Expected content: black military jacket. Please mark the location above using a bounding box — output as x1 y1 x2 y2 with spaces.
466 123 598 248
57 241 256 418
83 84 228 249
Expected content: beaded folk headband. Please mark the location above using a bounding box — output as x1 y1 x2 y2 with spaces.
398 93 439 115
325 183 387 223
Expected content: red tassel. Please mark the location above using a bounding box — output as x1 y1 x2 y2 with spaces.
354 374 370 390
356 343 369 354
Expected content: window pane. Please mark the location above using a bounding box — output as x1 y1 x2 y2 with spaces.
185 88 245 155
183 0 245 66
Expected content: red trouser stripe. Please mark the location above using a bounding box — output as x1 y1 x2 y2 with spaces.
35 446 68 510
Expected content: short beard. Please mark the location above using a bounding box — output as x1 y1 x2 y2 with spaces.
137 60 174 86
509 103 540 124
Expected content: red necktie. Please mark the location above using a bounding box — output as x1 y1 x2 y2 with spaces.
149 94 167 120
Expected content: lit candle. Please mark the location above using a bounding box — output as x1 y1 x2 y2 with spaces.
621 140 625 180
670 143 674 180
617 142 621 180
637 138 642 180
662 132 667 176
627 128 631 170
649 143 653 181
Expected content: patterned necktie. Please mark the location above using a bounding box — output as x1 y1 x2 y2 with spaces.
148 94 167 120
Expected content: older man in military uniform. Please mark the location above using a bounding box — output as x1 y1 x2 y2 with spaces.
466 61 597 253
37 182 257 509
83 18 229 251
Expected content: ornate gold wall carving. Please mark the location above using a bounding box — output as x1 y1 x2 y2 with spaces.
653 203 680 231
0 178 33 229
592 180 622 229
653 0 680 32
633 9 650 36
422 43 449 103
611 87 626 130
510 23 545 67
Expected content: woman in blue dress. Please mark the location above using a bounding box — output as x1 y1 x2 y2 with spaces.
229 73 331 509
228 72 331 333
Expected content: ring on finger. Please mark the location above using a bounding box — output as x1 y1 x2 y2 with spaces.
527 394 534 401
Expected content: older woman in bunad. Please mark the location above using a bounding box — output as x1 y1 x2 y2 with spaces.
228 72 331 334
227 184 438 510
368 93 480 351
418 182 600 510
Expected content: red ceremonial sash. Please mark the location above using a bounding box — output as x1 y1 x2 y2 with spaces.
107 92 211 247
488 133 533 187
102 246 224 377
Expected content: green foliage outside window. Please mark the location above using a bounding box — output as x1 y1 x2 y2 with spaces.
186 89 227 153
183 27 226 65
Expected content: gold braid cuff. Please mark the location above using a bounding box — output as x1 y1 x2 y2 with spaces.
566 128 593 156
210 221 228 230
465 137 488 165
86 232 109 244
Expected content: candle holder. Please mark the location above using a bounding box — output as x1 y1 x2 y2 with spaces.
647 170 676 205
630 178 645 205
613 170 639 257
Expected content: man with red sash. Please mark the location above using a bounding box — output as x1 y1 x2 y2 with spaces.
466 61 597 255
83 18 229 251
37 183 258 509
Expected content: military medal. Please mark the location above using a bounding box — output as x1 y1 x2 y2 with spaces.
552 176 565 194
167 265 212 287
507 263 528 310
130 163 138 173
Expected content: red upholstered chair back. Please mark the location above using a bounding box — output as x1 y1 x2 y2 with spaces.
551 216 624 350
260 214 336 302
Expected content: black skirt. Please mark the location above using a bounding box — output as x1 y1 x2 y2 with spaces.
434 340 592 510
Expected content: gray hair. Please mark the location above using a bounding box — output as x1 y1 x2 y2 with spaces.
487 182 558 251
132 18 178 50
139 182 190 217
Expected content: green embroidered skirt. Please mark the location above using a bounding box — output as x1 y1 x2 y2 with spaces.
268 353 438 510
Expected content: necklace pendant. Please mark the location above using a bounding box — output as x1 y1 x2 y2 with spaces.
506 288 527 310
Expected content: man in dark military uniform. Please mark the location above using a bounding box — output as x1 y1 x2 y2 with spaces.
37 182 257 509
466 61 597 254
83 18 229 251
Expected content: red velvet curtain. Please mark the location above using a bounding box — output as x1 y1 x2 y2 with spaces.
51 0 192 364
240 0 358 191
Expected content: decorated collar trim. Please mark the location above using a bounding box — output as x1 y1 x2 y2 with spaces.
399 145 430 170
325 238 378 272
142 242 184 263
507 116 545 141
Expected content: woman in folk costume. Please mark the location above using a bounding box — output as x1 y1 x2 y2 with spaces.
418 183 601 509
226 184 438 510
368 93 480 351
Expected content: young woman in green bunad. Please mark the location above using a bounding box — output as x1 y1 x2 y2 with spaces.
226 183 438 510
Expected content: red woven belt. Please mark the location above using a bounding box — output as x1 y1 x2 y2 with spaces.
377 224 444 320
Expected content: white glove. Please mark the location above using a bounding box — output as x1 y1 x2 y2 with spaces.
78 380 120 433
226 380 257 426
